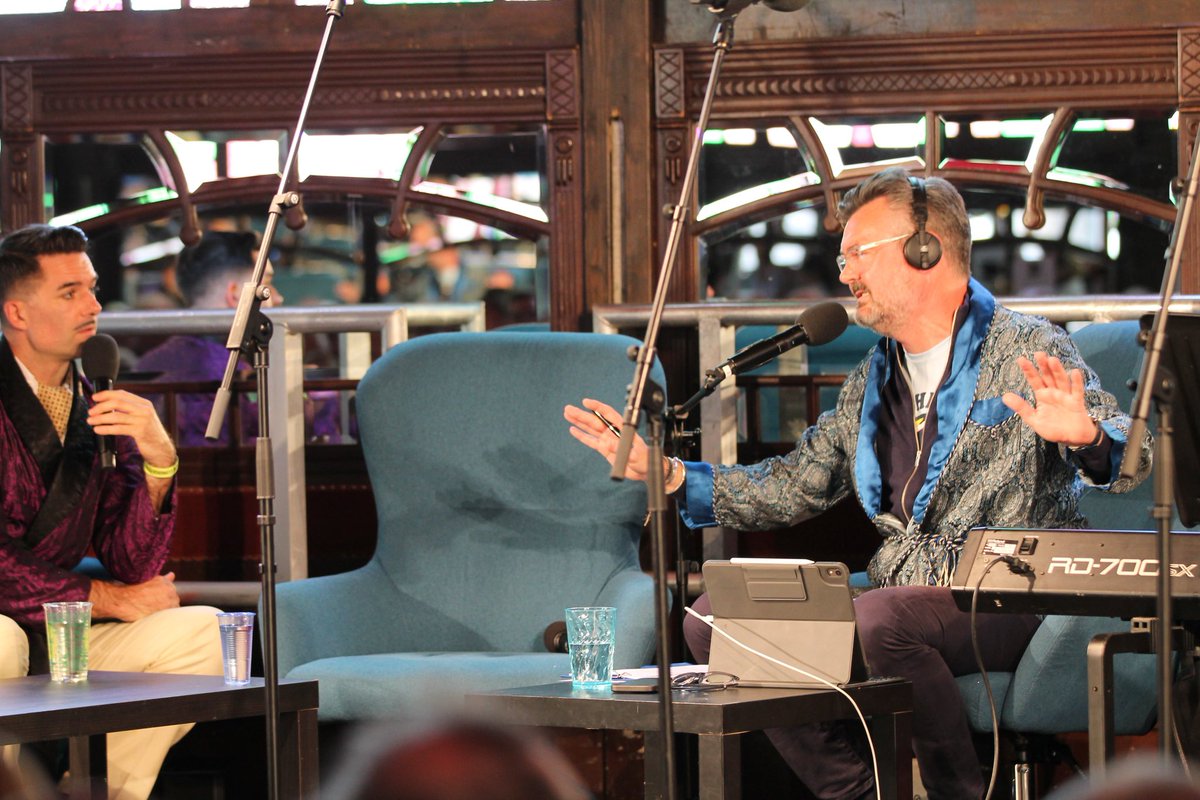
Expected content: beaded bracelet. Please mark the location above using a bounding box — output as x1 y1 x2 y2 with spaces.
143 457 180 479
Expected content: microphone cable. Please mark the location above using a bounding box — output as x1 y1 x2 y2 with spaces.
970 555 1034 800
683 606 882 800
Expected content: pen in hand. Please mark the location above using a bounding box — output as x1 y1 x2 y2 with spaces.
592 408 621 437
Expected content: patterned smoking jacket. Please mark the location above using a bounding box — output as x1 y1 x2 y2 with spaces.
677 279 1154 587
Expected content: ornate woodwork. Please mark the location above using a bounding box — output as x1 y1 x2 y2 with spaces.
652 26 1200 293
1 65 41 233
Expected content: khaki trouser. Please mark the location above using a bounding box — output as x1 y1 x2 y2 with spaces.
1 606 224 800
0 614 29 773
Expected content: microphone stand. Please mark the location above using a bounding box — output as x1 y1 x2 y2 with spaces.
204 3 345 797
1118 115 1200 762
610 13 739 800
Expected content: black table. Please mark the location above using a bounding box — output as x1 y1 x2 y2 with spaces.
0 671 319 799
469 678 912 800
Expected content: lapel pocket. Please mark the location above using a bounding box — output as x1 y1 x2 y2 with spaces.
970 396 1016 427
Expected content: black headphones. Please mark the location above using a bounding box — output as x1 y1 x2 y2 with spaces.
903 176 943 270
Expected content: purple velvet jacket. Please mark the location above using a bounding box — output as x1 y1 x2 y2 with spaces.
138 335 341 446
0 339 175 626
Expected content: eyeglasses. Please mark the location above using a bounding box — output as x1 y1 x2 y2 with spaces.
670 671 739 692
836 232 911 273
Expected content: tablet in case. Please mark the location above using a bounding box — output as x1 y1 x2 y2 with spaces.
702 560 863 688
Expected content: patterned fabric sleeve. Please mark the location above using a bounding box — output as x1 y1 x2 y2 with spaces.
89 433 176 585
703 359 869 531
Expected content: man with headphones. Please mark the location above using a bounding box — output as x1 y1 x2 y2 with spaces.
565 166 1153 799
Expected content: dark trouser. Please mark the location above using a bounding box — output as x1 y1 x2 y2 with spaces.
682 585 1041 800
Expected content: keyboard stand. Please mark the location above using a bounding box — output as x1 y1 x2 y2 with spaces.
1087 619 1193 777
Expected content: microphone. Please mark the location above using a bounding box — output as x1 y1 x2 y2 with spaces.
704 302 848 389
691 0 811 16
81 334 120 470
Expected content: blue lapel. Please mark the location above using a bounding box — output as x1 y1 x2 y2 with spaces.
853 279 996 523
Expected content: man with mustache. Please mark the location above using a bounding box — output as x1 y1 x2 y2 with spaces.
0 224 222 799
565 167 1153 799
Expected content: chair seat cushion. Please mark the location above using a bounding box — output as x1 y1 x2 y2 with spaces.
956 616 1159 736
287 651 571 721
956 671 1015 731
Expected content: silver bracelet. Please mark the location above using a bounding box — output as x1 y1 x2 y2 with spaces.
664 457 686 494
1072 412 1105 452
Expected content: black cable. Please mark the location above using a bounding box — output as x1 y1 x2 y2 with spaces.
970 555 1032 800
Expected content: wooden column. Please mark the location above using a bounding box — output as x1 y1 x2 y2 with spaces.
1179 29 1200 294
1 65 43 234
547 48 585 331
579 0 656 317
653 46 698 305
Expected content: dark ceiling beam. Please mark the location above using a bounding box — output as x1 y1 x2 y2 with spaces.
0 2 577 63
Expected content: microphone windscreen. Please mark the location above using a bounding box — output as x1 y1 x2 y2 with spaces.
81 334 121 384
799 302 849 346
763 0 811 10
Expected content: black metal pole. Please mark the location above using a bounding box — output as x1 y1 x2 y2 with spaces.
1152 384 1177 758
608 17 738 800
642 386 677 794
1118 98 1200 768
252 334 281 799
203 4 345 798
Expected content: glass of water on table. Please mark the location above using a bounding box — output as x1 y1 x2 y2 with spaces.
216 611 255 686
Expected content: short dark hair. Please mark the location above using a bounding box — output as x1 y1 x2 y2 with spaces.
175 230 259 306
836 167 972 274
0 224 89 303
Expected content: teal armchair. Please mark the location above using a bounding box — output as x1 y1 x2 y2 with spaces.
275 332 665 720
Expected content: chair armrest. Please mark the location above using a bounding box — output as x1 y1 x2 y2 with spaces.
596 569 659 669
274 561 402 676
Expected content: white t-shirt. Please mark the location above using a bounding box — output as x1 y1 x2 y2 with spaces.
901 335 951 433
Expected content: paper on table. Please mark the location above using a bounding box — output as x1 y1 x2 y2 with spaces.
559 663 707 683
612 663 707 682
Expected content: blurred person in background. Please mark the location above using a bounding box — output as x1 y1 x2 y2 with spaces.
137 231 340 445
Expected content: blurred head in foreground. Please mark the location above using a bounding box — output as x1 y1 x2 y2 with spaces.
323 719 593 800
1045 754 1200 800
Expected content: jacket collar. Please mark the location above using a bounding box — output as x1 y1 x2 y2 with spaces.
0 339 98 549
855 278 996 521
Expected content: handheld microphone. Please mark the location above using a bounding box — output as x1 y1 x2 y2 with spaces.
703 302 849 389
81 334 120 470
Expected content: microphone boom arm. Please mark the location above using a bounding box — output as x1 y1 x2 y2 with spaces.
201 5 344 799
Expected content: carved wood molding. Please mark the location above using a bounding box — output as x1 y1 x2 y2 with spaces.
1180 28 1200 110
548 125 583 329
655 48 686 120
26 50 553 133
1 134 41 234
664 28 1181 118
545 49 579 122
2 65 40 233
2 65 34 133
